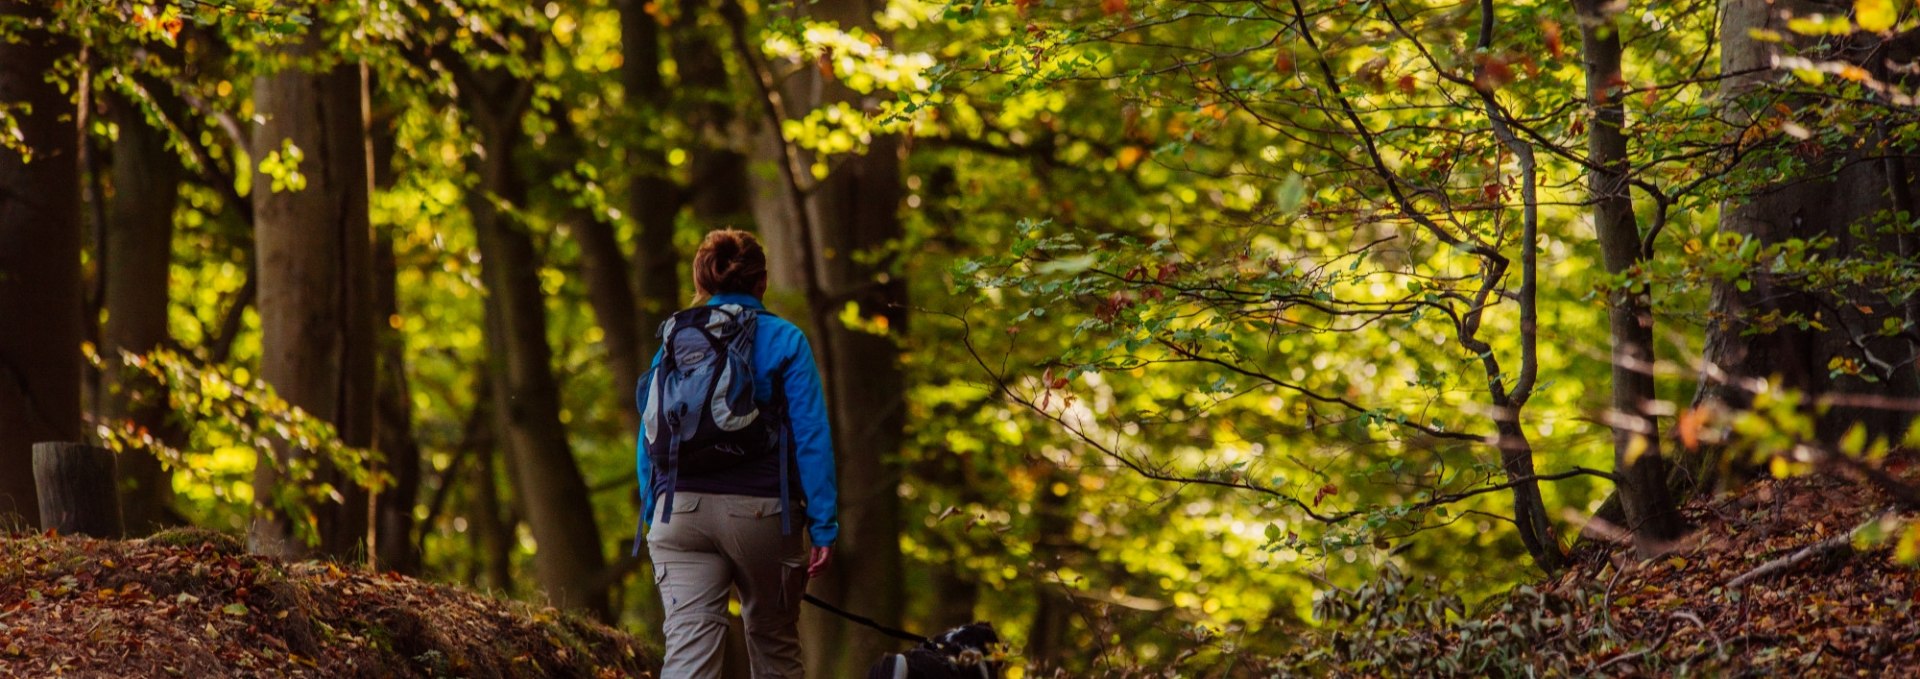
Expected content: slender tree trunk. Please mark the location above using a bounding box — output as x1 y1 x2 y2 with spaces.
372 235 422 574
366 103 421 574
730 0 910 669
622 0 684 362
464 70 611 618
100 92 186 535
1574 0 1685 548
1025 463 1073 668
0 0 84 529
574 212 644 427
668 2 754 231
1684 0 1920 489
470 442 515 593
248 31 376 561
922 449 981 631
1493 418 1564 570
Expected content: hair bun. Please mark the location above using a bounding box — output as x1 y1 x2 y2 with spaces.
693 229 769 300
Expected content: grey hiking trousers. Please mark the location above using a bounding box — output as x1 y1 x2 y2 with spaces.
648 492 808 678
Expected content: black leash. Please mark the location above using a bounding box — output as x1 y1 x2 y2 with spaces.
802 593 928 644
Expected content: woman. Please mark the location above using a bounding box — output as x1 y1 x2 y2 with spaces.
636 229 838 678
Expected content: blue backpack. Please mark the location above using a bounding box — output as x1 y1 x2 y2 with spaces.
639 304 784 525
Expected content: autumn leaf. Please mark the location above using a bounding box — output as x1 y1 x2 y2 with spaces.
1857 0 1898 32
1678 407 1705 450
1542 19 1565 59
1474 54 1514 91
1101 0 1126 17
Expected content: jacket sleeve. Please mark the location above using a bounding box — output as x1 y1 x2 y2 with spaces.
635 346 666 549
781 329 839 547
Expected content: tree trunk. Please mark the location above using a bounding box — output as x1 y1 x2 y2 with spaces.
464 71 611 619
1024 463 1074 667
1493 418 1565 570
1684 0 1920 490
622 0 684 362
0 0 83 529
32 443 124 538
470 442 515 593
248 35 376 561
668 2 754 231
1574 0 1685 548
372 234 423 574
731 0 910 669
102 93 186 536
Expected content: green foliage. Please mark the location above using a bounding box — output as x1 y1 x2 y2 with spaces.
1277 568 1611 676
89 347 385 542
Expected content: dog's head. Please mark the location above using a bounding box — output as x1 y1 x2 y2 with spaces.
930 621 1000 653
930 622 1003 674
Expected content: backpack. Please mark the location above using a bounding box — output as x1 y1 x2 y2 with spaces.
639 304 784 524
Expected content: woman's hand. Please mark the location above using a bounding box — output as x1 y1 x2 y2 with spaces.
807 546 833 579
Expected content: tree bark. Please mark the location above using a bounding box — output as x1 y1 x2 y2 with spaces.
669 2 754 231
1684 0 1920 490
470 442 515 593
463 67 611 618
248 33 376 562
621 0 684 363
1574 0 1685 548
32 443 124 538
372 234 423 574
102 92 186 536
0 0 83 529
363 102 422 574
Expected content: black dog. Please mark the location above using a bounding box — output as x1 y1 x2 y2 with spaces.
864 622 1004 679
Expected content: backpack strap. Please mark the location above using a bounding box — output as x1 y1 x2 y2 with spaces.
772 365 794 536
660 415 680 524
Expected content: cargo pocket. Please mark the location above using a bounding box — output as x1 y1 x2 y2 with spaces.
652 564 674 608
725 497 784 520
778 556 806 611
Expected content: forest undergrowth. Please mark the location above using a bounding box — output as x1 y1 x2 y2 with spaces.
1256 470 1920 677
0 528 652 678
5 467 1918 678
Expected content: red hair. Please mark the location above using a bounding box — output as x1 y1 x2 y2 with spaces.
692 229 769 301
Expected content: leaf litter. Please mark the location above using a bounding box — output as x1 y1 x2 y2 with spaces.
0 528 652 678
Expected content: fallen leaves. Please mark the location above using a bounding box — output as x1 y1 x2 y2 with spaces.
1542 474 1920 675
0 531 655 677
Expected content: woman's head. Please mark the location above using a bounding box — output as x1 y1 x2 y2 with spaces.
692 229 769 301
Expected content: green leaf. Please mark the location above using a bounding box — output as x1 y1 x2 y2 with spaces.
1034 254 1097 276
222 602 249 616
1274 172 1308 214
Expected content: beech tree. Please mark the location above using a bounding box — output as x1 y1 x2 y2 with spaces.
247 18 377 561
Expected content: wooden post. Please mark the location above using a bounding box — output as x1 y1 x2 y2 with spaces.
32 442 125 538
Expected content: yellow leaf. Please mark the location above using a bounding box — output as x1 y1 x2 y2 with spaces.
1895 525 1920 563
1116 146 1146 170
1624 435 1650 465
1857 0 1898 32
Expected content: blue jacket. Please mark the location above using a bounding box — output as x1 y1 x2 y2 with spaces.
636 293 840 547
